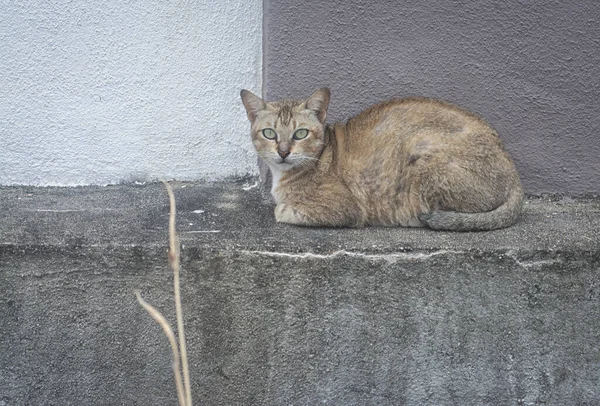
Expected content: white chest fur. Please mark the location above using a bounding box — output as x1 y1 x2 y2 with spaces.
269 166 284 202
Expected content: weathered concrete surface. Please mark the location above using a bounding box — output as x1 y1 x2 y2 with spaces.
1 181 599 405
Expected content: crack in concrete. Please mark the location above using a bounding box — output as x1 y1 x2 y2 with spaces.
242 181 259 191
241 249 463 263
23 209 119 212
505 251 563 269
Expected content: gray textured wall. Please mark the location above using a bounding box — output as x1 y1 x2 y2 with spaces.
264 0 600 195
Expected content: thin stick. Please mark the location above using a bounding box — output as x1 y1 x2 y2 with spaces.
135 291 186 406
163 181 192 406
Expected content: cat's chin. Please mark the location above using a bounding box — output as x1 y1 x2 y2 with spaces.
272 161 295 171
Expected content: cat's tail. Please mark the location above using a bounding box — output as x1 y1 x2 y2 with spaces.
418 185 524 231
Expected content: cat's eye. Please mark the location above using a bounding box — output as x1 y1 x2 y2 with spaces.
293 129 309 140
262 128 277 140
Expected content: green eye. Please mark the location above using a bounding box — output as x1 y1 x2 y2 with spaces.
293 129 309 140
262 128 277 140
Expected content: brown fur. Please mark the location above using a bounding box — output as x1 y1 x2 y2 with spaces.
240 88 523 231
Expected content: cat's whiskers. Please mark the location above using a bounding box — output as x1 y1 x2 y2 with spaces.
299 156 321 162
294 156 321 170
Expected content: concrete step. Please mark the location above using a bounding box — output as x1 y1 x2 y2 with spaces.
1 180 599 405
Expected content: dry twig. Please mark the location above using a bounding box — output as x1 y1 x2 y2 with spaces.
164 181 192 406
135 181 192 406
135 291 186 406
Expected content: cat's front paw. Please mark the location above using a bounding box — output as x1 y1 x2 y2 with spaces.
275 203 308 225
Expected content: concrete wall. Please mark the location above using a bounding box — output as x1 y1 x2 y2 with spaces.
264 0 600 195
3 1 598 193
0 0 262 186
2 182 599 404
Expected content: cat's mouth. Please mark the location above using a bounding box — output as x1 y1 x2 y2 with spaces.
275 159 294 169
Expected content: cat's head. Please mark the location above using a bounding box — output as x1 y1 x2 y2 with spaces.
240 88 330 172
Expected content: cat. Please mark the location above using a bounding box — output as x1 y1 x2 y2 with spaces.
240 88 523 231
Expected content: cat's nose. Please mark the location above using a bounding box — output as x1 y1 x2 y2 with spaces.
278 150 290 159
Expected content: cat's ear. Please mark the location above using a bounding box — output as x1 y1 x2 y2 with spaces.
240 89 266 122
305 88 330 123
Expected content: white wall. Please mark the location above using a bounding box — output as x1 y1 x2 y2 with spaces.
0 0 262 186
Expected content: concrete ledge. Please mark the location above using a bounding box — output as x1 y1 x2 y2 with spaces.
1 181 599 405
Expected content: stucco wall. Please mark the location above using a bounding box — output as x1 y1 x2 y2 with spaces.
0 0 261 186
265 0 600 195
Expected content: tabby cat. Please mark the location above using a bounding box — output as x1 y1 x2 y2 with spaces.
240 88 523 231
